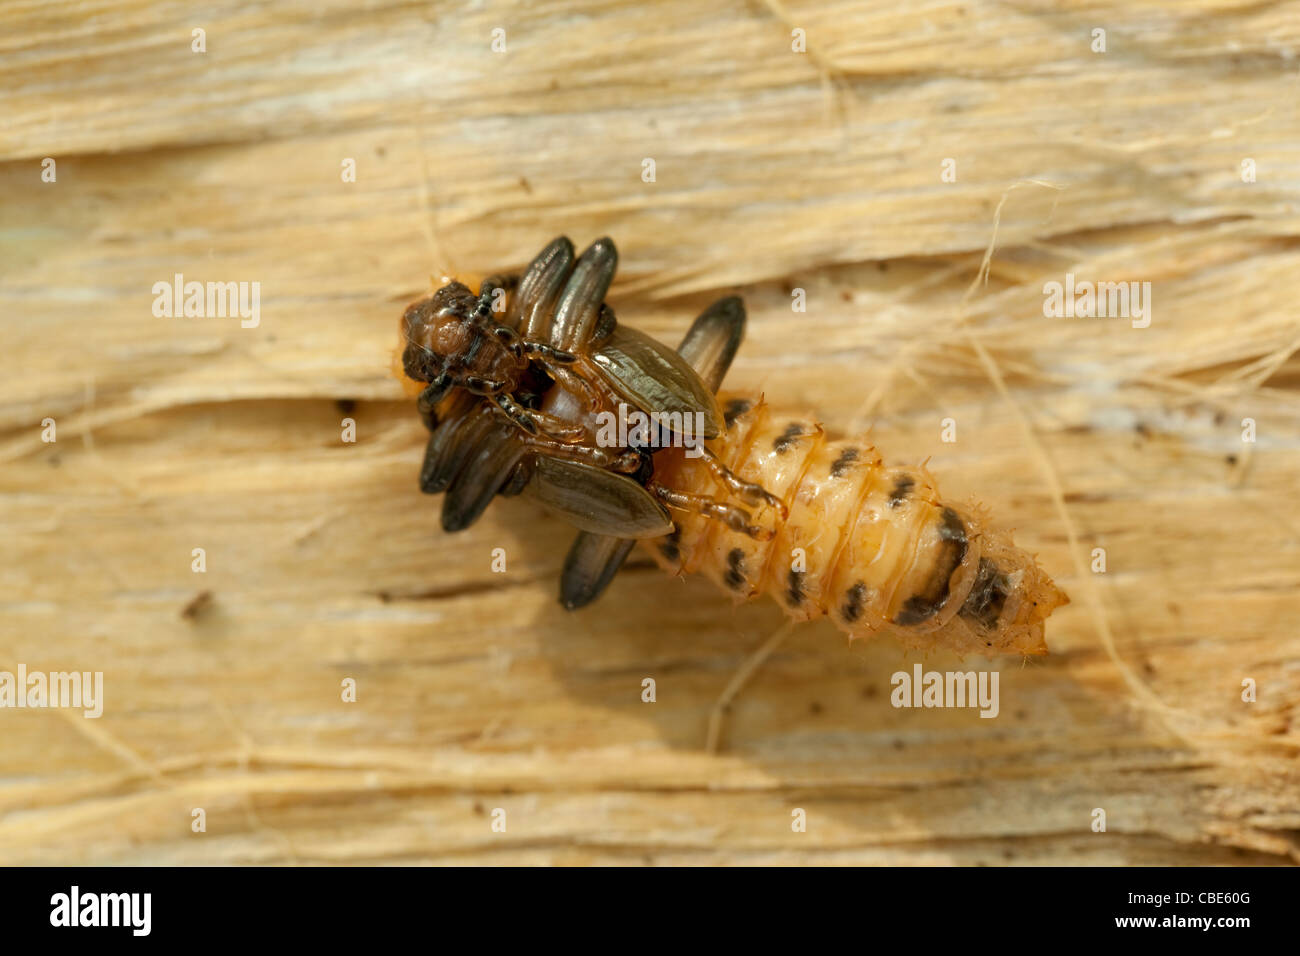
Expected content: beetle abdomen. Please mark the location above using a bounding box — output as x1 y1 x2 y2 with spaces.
647 395 1068 657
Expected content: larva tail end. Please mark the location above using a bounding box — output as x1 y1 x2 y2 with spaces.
969 528 1069 657
1017 575 1070 657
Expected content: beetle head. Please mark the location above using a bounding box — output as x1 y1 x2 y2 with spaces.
400 281 479 382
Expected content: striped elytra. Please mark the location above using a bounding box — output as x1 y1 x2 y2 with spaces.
645 396 1068 657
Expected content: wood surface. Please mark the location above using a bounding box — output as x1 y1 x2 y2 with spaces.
1 0 1298 865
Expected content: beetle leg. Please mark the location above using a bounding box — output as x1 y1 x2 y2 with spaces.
475 274 518 322
692 445 789 520
493 393 588 443
520 432 642 473
492 393 540 434
490 325 577 367
493 325 524 358
522 341 577 364
529 410 589 442
416 373 451 431
648 482 773 541
463 375 508 395
537 359 606 412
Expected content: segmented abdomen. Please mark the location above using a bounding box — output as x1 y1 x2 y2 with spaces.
647 395 1068 657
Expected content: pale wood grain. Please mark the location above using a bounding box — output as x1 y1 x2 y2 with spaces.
1 0 1297 865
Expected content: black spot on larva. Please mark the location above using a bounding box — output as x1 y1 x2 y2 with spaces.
659 527 681 563
786 568 805 606
937 507 966 545
773 423 805 453
960 558 1009 630
888 475 914 508
894 508 968 627
842 581 868 623
723 399 752 428
725 548 747 591
830 447 859 478
893 599 932 627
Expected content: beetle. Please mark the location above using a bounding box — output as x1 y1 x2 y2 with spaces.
402 237 781 536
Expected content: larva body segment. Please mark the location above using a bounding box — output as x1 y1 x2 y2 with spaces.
647 393 1068 657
